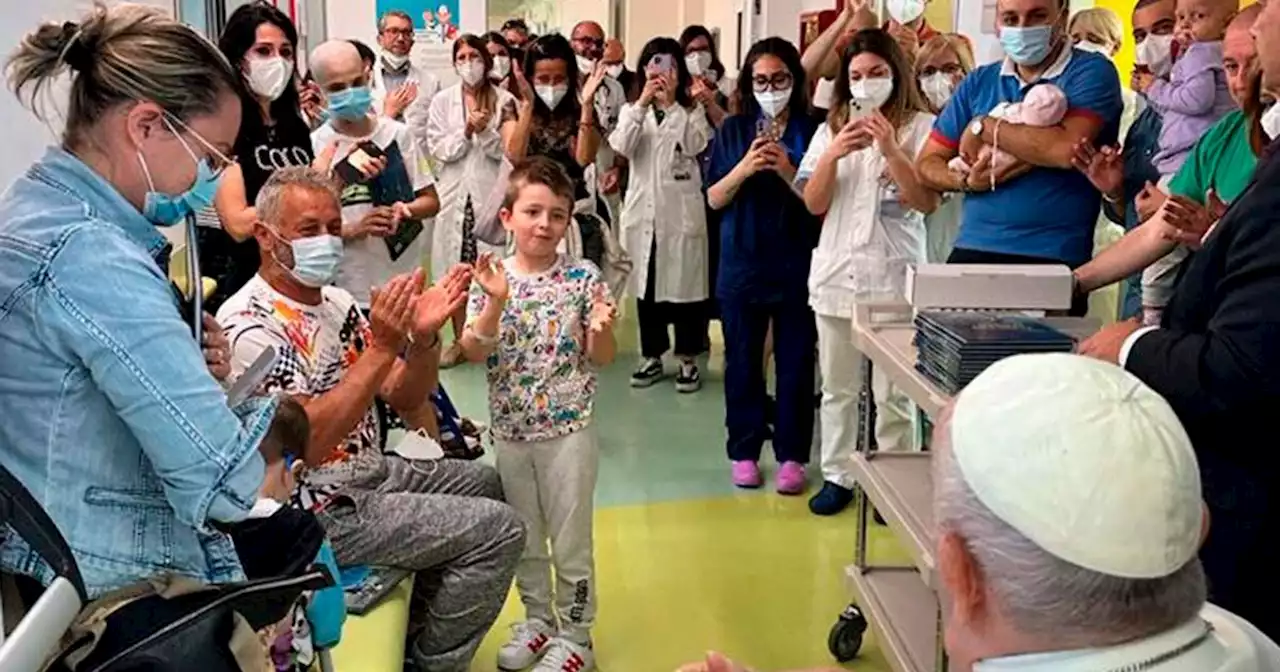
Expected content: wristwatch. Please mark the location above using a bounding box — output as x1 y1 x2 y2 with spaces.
968 118 985 138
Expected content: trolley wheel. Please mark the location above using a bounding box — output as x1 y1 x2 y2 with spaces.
828 604 868 662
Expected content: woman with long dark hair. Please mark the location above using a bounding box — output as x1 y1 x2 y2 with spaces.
611 37 712 392
483 31 519 96
507 34 608 203
428 33 518 366
799 29 937 515
706 37 821 494
206 1 316 310
679 25 730 128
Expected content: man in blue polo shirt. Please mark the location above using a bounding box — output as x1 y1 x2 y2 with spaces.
917 0 1123 314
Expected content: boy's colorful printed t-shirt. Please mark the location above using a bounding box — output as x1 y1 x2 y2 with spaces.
218 274 383 511
468 255 611 443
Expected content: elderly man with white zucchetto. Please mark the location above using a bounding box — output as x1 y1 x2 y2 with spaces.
683 354 1280 672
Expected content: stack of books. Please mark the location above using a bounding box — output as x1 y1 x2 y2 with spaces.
913 311 1076 395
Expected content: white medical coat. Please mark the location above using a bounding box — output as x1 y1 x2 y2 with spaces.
608 102 711 303
426 83 515 280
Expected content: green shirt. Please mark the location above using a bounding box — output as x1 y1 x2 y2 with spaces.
1167 110 1257 205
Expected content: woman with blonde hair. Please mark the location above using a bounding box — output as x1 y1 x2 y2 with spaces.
0 2 279 596
798 28 937 514
914 33 974 262
1068 7 1125 58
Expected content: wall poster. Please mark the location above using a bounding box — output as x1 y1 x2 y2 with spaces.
376 0 461 44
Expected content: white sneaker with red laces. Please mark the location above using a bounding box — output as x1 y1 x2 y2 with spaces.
497 620 554 671
532 637 595 672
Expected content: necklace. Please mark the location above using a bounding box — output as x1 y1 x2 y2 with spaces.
1101 621 1214 672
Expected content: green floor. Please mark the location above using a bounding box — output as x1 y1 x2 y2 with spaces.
439 311 904 672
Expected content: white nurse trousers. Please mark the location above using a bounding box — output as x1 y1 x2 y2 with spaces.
816 314 913 490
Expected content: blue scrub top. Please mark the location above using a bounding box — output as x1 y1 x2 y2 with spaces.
706 111 822 304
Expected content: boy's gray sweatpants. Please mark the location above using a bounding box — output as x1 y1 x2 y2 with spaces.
321 455 526 672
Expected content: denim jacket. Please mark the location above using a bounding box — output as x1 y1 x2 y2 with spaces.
0 147 277 597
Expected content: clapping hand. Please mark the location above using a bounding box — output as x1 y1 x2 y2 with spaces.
473 251 509 301
369 270 424 352
466 105 491 136
385 82 419 119
582 63 609 103
1159 191 1228 249
414 264 471 339
1071 140 1123 200
588 298 616 334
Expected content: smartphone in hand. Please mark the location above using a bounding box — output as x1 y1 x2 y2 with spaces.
334 140 387 185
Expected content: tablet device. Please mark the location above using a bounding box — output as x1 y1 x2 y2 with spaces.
226 345 278 407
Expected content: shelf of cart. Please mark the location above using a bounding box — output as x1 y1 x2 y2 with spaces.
845 565 941 672
852 451 936 586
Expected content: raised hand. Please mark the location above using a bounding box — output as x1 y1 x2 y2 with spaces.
638 75 662 107
1070 139 1123 199
473 251 509 301
690 77 715 106
369 270 423 352
385 82 419 119
414 264 471 338
512 59 535 102
826 119 874 159
1159 193 1223 249
862 112 898 154
582 63 609 103
588 298 616 334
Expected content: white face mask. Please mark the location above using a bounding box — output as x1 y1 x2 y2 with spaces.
920 72 956 110
886 0 926 25
848 77 894 111
1135 34 1176 78
381 49 410 71
536 84 568 109
490 55 511 80
246 55 292 101
605 64 624 79
457 60 485 86
754 88 791 118
576 54 597 75
1075 40 1112 57
686 51 713 77
1263 103 1280 141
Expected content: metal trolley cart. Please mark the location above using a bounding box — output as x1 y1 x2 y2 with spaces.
825 265 1094 669
827 302 950 670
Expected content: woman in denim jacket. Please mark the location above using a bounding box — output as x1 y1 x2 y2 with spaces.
0 4 277 597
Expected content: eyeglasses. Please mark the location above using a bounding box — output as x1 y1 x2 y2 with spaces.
382 27 414 38
166 113 237 178
573 36 604 48
751 72 793 92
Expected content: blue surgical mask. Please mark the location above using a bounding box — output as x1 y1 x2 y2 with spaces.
327 85 373 121
138 118 223 226
1000 24 1057 66
271 229 344 288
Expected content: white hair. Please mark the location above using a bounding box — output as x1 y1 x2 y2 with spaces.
255 166 339 228
933 440 1205 647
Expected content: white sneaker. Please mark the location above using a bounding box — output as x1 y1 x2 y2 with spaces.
532 638 595 672
497 620 555 670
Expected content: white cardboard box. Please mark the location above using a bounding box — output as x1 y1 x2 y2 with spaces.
906 264 1074 311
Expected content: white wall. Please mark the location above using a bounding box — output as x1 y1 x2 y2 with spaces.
0 0 174 189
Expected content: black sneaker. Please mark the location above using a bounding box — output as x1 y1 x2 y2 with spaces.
630 358 664 388
675 361 702 393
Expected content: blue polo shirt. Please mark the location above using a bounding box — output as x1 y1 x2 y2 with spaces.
933 48 1123 266
706 111 823 303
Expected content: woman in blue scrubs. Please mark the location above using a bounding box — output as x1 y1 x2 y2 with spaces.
707 37 821 495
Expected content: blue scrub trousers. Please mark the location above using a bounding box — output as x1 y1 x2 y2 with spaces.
720 295 816 464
